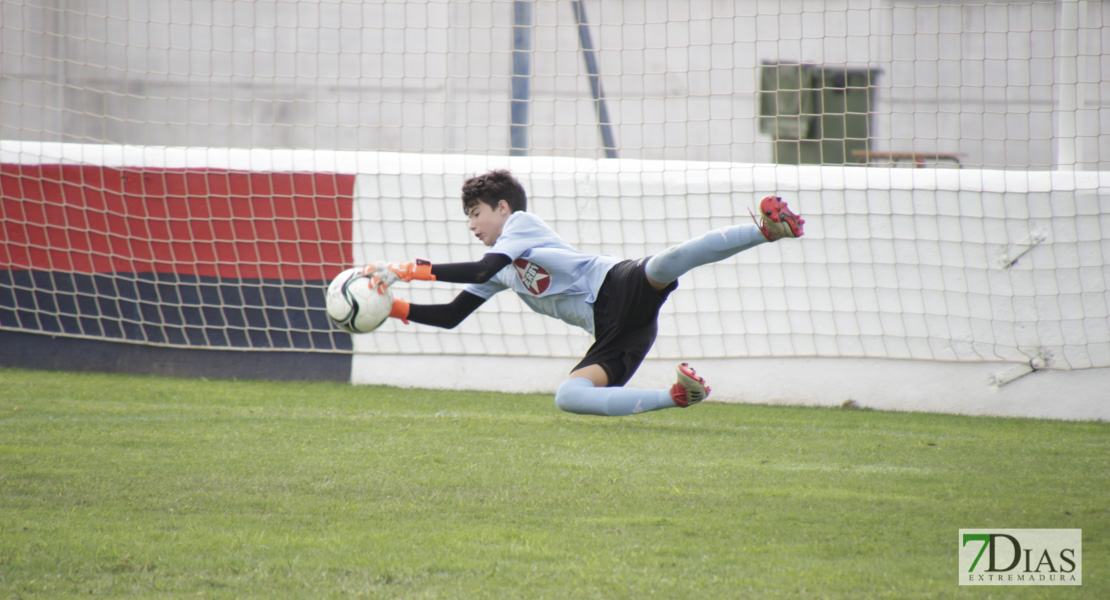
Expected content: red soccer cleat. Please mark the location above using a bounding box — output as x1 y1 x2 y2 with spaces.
670 362 710 408
749 195 805 241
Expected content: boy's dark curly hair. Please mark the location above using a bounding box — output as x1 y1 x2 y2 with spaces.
461 170 527 213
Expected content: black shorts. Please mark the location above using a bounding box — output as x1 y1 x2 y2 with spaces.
571 258 677 387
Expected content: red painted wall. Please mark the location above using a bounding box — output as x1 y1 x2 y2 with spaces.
1 165 355 281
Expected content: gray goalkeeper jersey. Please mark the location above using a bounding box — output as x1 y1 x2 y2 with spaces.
463 211 621 335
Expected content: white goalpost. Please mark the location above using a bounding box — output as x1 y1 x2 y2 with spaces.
2 0 1108 418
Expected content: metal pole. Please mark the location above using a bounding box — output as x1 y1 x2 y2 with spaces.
571 1 617 158
510 1 533 156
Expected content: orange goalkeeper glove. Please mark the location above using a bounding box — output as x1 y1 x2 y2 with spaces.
388 259 435 282
362 259 436 287
389 297 411 324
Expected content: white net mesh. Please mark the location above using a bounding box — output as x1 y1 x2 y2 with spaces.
2 0 1109 374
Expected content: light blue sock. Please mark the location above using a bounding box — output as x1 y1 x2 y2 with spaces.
554 378 676 417
645 223 765 284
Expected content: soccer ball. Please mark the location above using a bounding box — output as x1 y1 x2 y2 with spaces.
325 267 393 334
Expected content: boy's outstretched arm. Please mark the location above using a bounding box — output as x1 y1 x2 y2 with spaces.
426 253 511 284
389 290 487 329
372 253 508 328
368 253 511 286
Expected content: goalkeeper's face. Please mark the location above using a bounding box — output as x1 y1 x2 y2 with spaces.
467 199 512 246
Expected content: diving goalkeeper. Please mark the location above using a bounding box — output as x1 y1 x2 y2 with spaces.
365 169 804 417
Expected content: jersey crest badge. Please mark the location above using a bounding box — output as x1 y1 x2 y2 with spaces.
513 258 551 295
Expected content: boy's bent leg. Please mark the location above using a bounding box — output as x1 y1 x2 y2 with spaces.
554 363 711 417
568 363 610 387
555 378 676 417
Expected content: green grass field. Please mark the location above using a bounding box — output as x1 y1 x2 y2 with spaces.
1 366 1106 599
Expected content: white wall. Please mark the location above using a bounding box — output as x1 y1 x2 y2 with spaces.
351 354 1110 421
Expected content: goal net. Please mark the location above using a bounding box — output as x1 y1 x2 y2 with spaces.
2 1 1108 388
